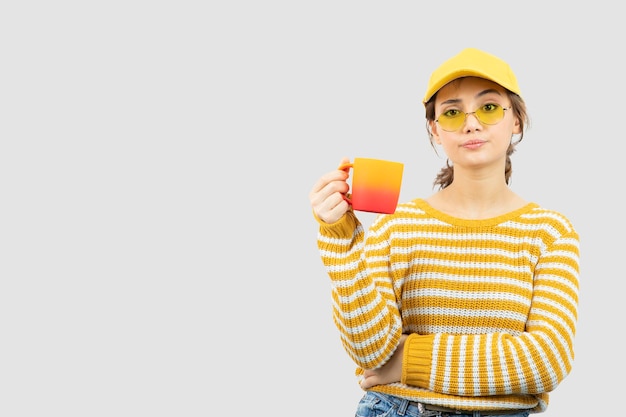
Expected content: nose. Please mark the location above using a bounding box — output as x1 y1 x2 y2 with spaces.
463 111 482 130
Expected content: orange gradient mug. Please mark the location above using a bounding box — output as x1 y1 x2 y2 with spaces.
338 158 404 214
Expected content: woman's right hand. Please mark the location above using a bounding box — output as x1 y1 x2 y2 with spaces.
309 157 351 224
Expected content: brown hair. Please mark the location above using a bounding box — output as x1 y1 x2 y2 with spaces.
424 90 529 190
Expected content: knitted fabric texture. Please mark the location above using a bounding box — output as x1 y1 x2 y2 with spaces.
315 199 580 413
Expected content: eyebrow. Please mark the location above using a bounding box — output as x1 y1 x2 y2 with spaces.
439 88 503 106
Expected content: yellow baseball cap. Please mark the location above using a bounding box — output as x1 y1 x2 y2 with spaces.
423 48 521 105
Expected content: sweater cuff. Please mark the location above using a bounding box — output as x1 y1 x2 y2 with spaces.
313 209 359 239
402 334 434 388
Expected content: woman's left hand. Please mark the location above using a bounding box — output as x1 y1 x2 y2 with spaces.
360 334 408 389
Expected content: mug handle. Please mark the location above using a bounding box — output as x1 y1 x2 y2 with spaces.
337 162 353 205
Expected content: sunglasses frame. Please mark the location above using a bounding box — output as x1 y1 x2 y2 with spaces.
436 105 511 132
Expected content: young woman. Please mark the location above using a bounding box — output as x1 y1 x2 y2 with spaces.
308 48 580 416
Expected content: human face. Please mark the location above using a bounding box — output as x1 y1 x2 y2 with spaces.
430 77 520 171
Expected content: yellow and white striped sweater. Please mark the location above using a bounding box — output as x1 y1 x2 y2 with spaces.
315 198 579 413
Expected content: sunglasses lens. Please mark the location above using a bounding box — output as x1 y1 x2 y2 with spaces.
476 104 504 125
437 112 465 131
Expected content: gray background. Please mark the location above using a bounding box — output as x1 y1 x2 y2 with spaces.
1 1 620 415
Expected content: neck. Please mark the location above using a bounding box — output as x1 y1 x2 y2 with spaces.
428 178 525 220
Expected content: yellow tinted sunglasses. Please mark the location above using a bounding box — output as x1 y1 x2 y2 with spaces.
436 104 511 132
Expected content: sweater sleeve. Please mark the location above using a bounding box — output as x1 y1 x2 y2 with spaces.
316 211 404 370
402 229 580 396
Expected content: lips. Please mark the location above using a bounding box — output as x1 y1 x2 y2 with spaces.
462 140 485 148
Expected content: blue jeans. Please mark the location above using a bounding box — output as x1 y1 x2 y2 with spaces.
355 391 531 417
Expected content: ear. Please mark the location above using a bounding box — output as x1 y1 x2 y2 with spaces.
512 116 522 134
430 120 442 144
